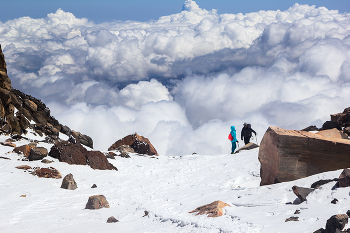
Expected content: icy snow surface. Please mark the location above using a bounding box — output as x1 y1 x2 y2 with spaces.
0 133 348 233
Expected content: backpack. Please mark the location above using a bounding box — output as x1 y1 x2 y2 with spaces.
228 133 233 141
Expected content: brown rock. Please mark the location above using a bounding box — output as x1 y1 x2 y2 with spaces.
41 159 54 164
15 165 32 170
259 126 350 186
325 214 348 233
72 131 93 149
285 216 299 222
1 141 16 148
338 169 350 188
316 128 348 140
29 147 48 161
235 142 259 153
61 173 78 190
117 145 135 153
0 45 7 73
292 186 314 202
34 167 62 179
108 133 158 156
106 216 119 223
85 195 110 209
189 200 231 217
49 140 117 171
24 99 37 112
105 152 116 159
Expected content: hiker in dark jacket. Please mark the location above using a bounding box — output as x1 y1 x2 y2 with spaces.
241 123 256 145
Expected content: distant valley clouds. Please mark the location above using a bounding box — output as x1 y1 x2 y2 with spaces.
0 0 349 155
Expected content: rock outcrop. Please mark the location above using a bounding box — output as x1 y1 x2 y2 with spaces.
0 45 94 148
259 126 350 186
49 139 117 171
189 200 231 217
108 133 158 156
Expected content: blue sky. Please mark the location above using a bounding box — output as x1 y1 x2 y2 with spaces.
1 0 349 23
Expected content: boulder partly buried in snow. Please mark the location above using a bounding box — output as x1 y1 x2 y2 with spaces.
189 200 231 217
85 195 110 210
235 142 259 153
108 133 158 156
33 167 62 179
259 126 350 186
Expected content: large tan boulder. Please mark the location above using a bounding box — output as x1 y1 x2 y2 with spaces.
259 126 350 186
189 200 231 217
108 133 158 156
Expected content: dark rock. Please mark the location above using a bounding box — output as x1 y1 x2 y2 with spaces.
72 131 93 149
294 210 300 214
311 179 339 189
143 211 149 217
301 125 320 131
331 198 338 204
344 127 350 136
41 159 53 164
33 167 62 179
259 126 350 185
313 228 325 233
0 156 10 160
235 142 259 153
119 152 131 158
49 140 117 171
85 195 109 209
29 147 48 161
13 145 31 158
322 121 341 130
292 186 314 202
108 133 158 156
91 184 97 188
338 169 350 188
105 152 116 159
325 214 348 233
61 173 78 190
60 125 71 135
106 216 119 223
285 216 299 222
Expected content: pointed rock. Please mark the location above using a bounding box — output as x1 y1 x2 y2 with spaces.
61 173 78 190
292 186 314 202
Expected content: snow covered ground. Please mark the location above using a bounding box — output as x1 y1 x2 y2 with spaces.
0 132 349 233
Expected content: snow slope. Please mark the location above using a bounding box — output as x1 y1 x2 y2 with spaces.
0 133 349 233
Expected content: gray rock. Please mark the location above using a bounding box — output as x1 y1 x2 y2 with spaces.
29 147 48 161
107 216 119 223
60 173 78 190
85 195 109 210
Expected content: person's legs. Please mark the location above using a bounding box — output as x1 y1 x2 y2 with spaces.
231 141 237 154
244 136 250 145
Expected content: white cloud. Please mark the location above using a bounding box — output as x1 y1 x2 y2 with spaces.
1 1 350 155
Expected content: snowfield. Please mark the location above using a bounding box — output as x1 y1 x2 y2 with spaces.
0 133 349 233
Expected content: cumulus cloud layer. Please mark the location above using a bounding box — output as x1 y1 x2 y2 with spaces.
0 1 350 155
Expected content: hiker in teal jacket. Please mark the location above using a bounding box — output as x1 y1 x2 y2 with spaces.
230 126 238 154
